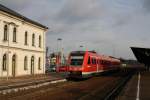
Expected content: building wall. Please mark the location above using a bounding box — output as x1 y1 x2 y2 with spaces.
0 11 47 77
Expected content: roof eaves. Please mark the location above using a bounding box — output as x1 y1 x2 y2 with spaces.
0 4 48 29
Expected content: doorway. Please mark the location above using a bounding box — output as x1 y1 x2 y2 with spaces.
31 56 34 75
12 54 16 77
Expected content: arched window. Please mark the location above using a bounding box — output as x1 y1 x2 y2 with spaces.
32 34 35 46
4 25 8 41
31 56 34 74
38 57 41 70
24 56 28 70
39 35 41 47
25 31 28 45
13 27 17 42
2 54 7 71
12 54 16 77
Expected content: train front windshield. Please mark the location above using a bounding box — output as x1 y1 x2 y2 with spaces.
70 56 84 66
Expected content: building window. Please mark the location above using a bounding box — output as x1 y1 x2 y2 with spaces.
4 25 8 41
32 34 35 46
25 31 28 45
31 56 34 74
39 35 41 47
24 56 28 70
12 54 16 77
2 54 7 71
38 57 41 70
13 27 17 42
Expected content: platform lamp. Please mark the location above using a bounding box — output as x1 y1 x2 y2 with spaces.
56 38 62 67
79 45 83 51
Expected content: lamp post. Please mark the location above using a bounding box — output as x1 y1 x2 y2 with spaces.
56 38 62 67
79 45 83 51
57 38 62 53
46 47 49 58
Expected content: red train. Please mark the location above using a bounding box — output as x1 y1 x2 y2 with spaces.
67 51 121 78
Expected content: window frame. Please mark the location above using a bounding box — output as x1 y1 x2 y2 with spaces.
24 31 28 45
88 56 91 64
13 27 17 42
38 57 41 70
24 56 28 70
32 33 35 46
2 54 7 71
39 35 41 48
3 25 8 41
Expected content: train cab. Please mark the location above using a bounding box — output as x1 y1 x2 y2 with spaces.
68 51 85 78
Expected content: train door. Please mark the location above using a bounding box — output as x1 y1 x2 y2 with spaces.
91 57 97 72
96 59 99 72
86 56 91 72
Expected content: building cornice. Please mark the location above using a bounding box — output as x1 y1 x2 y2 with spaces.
0 45 45 53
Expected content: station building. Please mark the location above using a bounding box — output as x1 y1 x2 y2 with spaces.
0 4 48 77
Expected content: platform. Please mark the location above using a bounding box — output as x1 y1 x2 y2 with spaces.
117 71 150 100
0 72 67 87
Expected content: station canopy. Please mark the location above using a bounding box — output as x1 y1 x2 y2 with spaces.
131 47 150 66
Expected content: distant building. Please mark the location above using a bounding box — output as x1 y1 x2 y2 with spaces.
50 52 61 66
0 4 48 77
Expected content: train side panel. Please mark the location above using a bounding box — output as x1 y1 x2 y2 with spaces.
67 51 121 79
82 52 104 77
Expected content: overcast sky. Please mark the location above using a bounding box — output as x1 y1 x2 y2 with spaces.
1 0 150 59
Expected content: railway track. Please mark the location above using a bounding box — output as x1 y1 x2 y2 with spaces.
104 70 134 100
0 68 136 100
77 68 135 100
0 78 66 95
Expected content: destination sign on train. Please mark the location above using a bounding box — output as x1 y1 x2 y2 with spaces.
71 56 84 59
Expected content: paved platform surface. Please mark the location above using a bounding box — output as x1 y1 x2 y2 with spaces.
117 71 150 100
0 72 67 87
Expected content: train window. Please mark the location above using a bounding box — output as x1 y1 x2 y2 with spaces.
88 57 91 64
105 61 108 65
91 58 94 64
97 59 99 64
101 60 103 64
92 58 95 65
99 60 102 64
104 60 106 65
98 60 101 65
92 58 95 64
105 60 109 65
94 58 96 65
70 56 84 66
102 60 104 65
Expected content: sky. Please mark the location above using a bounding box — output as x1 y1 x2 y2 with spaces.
0 0 150 59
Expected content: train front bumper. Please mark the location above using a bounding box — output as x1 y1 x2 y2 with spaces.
68 71 82 78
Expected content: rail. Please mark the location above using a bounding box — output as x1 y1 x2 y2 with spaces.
104 71 134 100
0 78 66 94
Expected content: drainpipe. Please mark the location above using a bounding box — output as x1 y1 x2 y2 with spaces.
7 24 10 80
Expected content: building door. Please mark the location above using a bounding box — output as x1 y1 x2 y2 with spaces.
31 56 34 75
12 55 16 77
